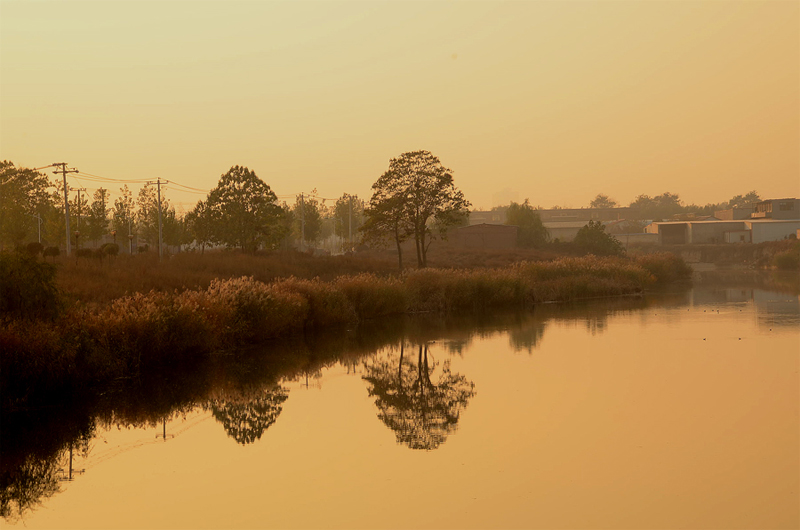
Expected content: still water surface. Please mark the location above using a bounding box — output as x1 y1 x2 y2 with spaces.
5 286 799 529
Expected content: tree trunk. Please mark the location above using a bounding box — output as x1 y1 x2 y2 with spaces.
414 229 424 268
421 232 429 268
393 226 403 272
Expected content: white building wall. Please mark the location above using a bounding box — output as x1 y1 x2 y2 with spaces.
746 220 800 243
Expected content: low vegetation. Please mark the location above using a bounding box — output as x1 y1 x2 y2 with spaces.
1 250 690 414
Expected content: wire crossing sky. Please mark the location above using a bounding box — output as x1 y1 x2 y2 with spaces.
1 1 797 210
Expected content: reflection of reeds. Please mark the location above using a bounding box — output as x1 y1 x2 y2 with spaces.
2 254 683 415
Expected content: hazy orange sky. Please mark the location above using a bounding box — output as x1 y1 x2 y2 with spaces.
1 0 798 212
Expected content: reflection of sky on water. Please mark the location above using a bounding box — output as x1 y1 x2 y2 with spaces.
5 285 799 529
689 287 800 329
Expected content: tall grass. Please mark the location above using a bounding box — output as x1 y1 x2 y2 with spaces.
2 253 686 413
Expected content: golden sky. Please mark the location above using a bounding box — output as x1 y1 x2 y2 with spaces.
1 0 797 211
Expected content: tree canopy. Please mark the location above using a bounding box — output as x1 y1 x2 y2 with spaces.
589 194 618 208
363 151 470 268
0 162 51 249
202 165 285 252
505 199 548 247
573 220 625 256
208 386 289 445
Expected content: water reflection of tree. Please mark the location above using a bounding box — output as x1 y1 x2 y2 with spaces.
363 344 475 450
0 428 92 521
207 386 289 445
508 320 547 353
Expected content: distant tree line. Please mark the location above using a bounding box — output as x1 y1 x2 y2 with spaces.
584 190 762 221
0 161 367 254
0 156 768 258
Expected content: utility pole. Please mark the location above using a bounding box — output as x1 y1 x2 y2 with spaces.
70 187 86 250
146 178 168 261
70 187 87 231
300 192 305 251
348 195 353 251
53 163 78 255
128 218 134 254
27 213 42 244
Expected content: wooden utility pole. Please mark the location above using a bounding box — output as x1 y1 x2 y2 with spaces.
146 178 168 261
53 163 78 255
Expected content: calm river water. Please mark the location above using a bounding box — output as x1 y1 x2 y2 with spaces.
3 285 799 529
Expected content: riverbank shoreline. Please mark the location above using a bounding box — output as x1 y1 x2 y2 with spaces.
1 253 690 415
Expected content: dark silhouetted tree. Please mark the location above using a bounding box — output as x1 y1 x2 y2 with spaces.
361 189 413 270
204 166 285 252
365 151 470 268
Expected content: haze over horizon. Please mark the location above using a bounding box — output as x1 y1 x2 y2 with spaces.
1 0 797 212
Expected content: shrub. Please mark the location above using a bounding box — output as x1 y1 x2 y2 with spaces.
25 242 43 257
634 252 693 283
75 248 94 259
573 221 625 256
100 243 119 257
0 251 60 320
42 247 60 261
772 247 800 271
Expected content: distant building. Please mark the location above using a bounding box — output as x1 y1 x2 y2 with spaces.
451 224 519 249
647 219 800 244
468 210 507 225
715 207 755 220
538 207 637 223
751 198 800 220
542 221 586 242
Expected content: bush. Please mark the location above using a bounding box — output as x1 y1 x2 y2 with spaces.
634 252 693 283
25 242 43 256
0 251 60 320
573 221 625 257
43 247 60 260
772 247 800 271
100 243 119 257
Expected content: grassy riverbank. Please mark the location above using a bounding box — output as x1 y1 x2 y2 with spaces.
1 253 690 413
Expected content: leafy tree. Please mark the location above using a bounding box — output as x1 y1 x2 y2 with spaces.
204 166 285 253
135 183 182 250
136 184 159 245
0 162 52 249
208 386 289 445
85 188 110 246
505 199 548 247
0 251 60 320
185 200 213 253
362 344 475 450
361 187 413 270
333 193 365 247
728 190 761 209
629 192 682 220
111 185 136 241
292 194 322 246
365 151 470 268
589 194 618 208
68 191 89 232
573 220 625 256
